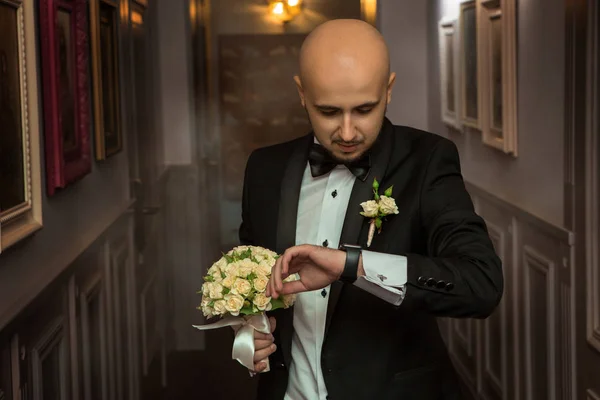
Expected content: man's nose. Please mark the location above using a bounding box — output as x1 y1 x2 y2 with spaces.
339 114 355 142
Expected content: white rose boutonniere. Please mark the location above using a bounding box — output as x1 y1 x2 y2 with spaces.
361 178 399 247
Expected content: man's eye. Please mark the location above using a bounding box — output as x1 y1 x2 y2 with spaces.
356 108 373 114
320 109 338 116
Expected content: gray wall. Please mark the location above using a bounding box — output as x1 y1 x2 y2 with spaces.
426 0 565 227
380 0 565 227
0 135 131 329
379 1 429 131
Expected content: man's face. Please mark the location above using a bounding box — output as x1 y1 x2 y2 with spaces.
296 69 394 163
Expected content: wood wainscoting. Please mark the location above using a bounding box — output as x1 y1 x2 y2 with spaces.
438 182 576 400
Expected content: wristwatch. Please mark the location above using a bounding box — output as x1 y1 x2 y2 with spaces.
338 244 362 283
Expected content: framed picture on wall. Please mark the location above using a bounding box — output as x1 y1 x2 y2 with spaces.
459 0 480 129
39 0 91 196
478 0 518 156
0 0 43 252
90 0 122 160
438 17 461 130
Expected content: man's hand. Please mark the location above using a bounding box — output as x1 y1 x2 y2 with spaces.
232 316 277 373
266 245 351 299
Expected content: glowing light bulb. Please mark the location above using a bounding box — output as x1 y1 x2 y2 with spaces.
287 0 299 6
272 1 284 15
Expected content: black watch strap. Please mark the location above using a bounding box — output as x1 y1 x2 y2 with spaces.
339 244 362 283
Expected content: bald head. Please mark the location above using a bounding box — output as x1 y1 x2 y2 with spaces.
293 19 395 164
298 19 390 90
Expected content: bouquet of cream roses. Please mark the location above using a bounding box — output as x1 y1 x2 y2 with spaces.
193 245 297 372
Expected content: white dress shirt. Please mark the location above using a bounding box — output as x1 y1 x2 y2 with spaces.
283 161 408 400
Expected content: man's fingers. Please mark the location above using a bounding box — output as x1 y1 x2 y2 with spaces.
253 361 268 373
254 330 273 341
254 343 276 362
255 338 274 351
269 316 276 333
280 280 306 295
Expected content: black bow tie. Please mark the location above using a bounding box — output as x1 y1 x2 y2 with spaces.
308 143 371 181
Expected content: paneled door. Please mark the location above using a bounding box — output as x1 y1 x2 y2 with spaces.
124 0 167 395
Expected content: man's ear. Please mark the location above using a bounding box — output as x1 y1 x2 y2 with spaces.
386 72 396 104
294 75 306 108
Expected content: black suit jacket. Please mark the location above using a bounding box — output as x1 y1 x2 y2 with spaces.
239 118 503 400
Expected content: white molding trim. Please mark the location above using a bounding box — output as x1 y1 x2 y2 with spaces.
31 317 68 400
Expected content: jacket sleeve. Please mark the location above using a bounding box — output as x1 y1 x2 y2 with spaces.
239 151 255 246
404 138 503 319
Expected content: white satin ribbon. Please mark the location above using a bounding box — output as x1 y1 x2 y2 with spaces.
192 313 271 372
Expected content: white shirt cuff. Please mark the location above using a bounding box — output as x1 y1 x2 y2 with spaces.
353 250 407 306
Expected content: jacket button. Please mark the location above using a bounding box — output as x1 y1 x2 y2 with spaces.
417 276 427 285
445 282 455 291
436 280 446 289
426 278 436 287
323 239 329 247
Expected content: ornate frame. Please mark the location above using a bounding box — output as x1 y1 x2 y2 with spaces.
478 0 518 156
459 0 480 129
438 17 461 130
90 0 122 160
39 0 91 196
0 0 43 252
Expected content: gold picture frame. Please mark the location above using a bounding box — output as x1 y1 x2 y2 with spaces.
0 0 43 252
479 0 518 156
90 0 122 160
459 0 480 129
439 17 461 130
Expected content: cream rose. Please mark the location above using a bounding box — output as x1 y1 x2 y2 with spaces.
232 278 252 296
282 294 296 308
214 257 228 272
207 282 224 299
253 293 272 311
207 265 223 282
236 259 254 278
253 275 269 292
360 200 379 218
379 195 399 215
221 274 237 289
224 293 245 316
212 299 227 315
201 304 214 318
254 260 273 276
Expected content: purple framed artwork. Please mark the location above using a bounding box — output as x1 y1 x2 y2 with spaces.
39 0 91 196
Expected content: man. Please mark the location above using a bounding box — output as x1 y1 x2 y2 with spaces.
239 19 503 400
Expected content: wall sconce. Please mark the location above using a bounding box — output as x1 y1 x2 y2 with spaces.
268 0 303 23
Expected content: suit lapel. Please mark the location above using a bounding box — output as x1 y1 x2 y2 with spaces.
324 119 395 337
275 133 312 368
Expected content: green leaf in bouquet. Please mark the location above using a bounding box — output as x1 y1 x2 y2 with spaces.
221 272 226 279
223 287 230 294
375 218 382 229
203 275 214 282
270 298 286 311
240 248 253 259
223 253 235 263
239 306 255 316
247 272 257 281
209 301 215 307
274 254 280 260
